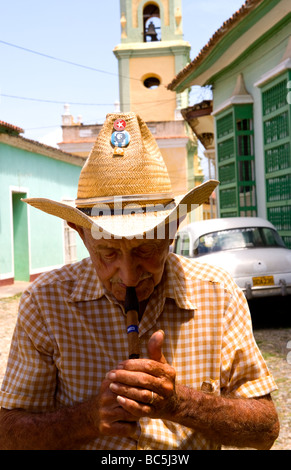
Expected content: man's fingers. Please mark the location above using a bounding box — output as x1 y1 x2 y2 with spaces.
97 376 139 438
147 330 167 364
116 395 153 418
107 368 158 392
113 359 174 379
109 382 157 405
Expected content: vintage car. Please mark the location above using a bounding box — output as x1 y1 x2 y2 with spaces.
173 217 291 299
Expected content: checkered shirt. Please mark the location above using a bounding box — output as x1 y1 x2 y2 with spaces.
0 254 277 450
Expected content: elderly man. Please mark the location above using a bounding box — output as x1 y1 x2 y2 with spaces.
0 113 279 450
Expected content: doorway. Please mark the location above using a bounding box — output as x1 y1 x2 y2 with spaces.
12 192 30 281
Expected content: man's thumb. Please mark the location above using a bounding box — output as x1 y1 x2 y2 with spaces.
147 330 167 363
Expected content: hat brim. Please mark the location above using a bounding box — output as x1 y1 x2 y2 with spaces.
23 179 219 239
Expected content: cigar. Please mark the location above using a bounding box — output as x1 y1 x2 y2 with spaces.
125 286 140 359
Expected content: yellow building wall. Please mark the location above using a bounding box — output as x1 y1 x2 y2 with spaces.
160 147 187 196
129 56 176 122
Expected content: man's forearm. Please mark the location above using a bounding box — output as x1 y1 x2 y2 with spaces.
169 385 280 450
0 375 140 450
0 401 97 450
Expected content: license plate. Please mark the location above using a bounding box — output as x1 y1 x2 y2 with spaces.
252 276 275 287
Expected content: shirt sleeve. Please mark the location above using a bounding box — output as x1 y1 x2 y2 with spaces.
0 290 57 412
220 286 277 398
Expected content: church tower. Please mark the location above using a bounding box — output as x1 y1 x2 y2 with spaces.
114 0 191 122
59 2 205 221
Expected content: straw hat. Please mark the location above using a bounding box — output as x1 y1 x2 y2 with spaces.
23 112 219 239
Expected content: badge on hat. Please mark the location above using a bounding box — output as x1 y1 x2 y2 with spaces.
112 119 131 156
113 119 126 131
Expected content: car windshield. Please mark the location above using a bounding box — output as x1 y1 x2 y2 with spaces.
194 227 285 256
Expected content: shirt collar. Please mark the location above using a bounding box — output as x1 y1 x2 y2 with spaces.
69 258 106 302
69 254 196 311
162 253 197 311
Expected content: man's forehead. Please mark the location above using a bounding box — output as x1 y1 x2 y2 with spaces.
93 237 167 249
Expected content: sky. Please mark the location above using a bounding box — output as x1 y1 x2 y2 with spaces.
0 0 246 148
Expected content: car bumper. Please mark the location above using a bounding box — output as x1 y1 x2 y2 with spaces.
242 280 291 299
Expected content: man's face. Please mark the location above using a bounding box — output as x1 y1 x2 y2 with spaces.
80 228 170 302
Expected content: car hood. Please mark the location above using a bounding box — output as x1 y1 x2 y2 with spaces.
194 247 291 278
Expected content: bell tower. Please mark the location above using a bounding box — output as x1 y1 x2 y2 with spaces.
113 1 204 221
114 0 191 122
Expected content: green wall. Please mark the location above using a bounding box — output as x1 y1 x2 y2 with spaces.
0 142 88 281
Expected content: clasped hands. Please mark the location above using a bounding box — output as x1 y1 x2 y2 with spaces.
97 330 177 437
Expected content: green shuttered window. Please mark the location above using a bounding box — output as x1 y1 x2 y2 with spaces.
216 104 257 218
262 72 291 248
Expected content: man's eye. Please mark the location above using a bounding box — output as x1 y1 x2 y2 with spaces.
136 246 155 257
103 251 117 260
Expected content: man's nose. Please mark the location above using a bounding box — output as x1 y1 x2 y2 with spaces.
118 254 142 287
